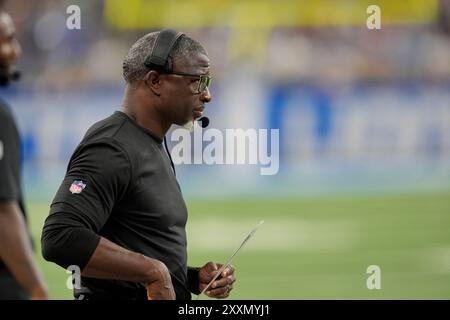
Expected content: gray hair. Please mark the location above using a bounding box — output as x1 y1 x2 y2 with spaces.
123 31 207 85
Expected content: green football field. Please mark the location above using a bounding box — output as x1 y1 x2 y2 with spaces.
27 192 450 299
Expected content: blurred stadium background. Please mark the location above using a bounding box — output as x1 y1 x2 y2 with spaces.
1 0 449 299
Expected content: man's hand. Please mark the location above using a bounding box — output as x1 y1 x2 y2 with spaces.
145 263 176 300
199 262 235 299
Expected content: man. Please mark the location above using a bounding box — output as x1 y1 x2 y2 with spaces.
41 30 236 300
0 8 48 299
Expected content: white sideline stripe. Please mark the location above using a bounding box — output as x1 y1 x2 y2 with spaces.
187 218 356 252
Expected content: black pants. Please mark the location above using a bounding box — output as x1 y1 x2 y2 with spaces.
0 268 29 300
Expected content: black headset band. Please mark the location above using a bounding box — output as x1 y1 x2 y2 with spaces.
144 29 184 73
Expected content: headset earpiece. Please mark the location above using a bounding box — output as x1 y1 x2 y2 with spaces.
144 29 185 73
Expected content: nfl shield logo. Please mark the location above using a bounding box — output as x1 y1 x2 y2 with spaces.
69 180 86 194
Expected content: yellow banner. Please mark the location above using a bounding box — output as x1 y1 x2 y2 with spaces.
104 0 438 29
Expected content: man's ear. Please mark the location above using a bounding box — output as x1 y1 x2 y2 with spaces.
144 70 161 97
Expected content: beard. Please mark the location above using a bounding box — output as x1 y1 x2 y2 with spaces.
181 119 195 132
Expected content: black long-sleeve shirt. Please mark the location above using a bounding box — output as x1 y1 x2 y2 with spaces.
42 111 197 300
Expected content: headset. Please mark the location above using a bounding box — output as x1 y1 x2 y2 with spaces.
144 29 210 176
144 29 185 74
0 67 20 86
144 29 210 129
144 29 212 118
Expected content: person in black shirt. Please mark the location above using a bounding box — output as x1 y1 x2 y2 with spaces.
0 7 48 300
41 31 236 300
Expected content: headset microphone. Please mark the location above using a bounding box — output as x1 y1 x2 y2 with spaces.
0 67 21 86
198 116 209 128
10 69 21 81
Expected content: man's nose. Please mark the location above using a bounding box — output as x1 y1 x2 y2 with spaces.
200 87 212 103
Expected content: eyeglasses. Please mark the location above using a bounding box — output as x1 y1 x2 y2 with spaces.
166 71 212 94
